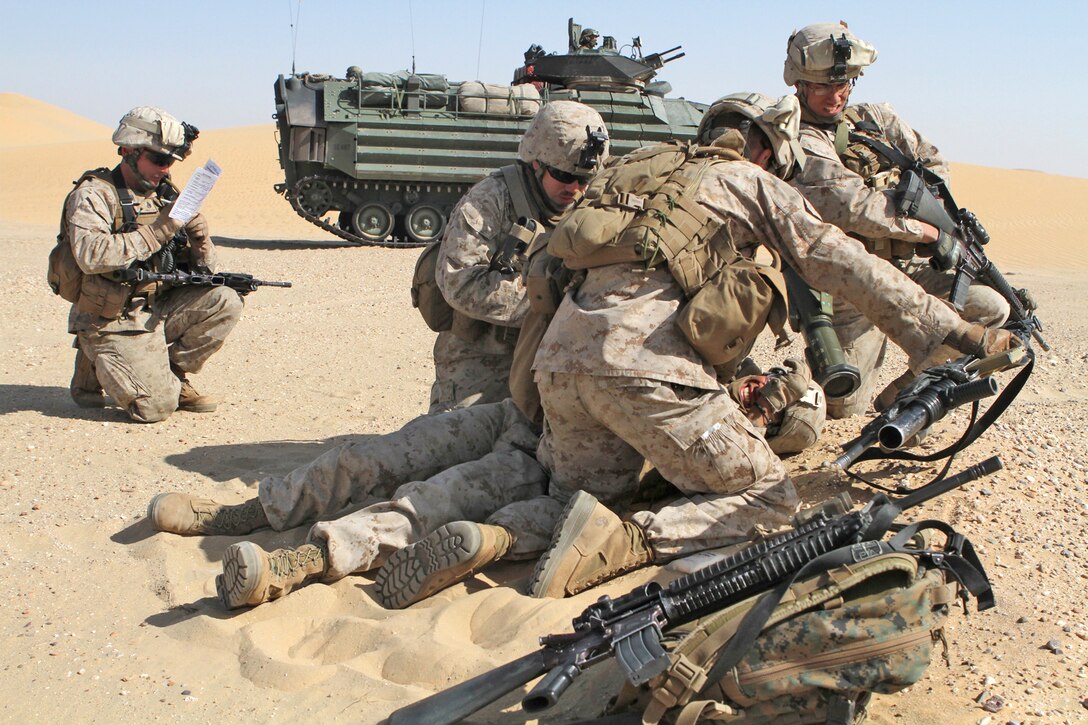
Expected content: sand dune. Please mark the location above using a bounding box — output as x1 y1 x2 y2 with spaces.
2 96 1086 724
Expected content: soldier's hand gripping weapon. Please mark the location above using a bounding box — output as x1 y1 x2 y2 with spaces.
894 167 1048 351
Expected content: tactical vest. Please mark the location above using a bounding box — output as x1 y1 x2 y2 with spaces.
549 140 790 382
410 165 537 347
49 168 176 319
833 107 917 260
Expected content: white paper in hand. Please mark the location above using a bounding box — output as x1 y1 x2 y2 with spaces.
169 159 222 222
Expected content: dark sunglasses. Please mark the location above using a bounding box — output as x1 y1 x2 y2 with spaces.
144 150 176 167
544 165 590 185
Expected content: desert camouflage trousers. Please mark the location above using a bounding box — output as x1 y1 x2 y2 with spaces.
75 286 242 423
428 328 518 414
827 257 1010 418
534 372 800 560
257 399 558 579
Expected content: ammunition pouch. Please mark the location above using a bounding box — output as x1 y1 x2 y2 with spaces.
410 241 455 332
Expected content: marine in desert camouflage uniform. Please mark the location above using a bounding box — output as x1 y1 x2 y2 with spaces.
784 22 1009 418
522 92 1021 599
429 101 609 413
52 106 241 423
148 102 612 611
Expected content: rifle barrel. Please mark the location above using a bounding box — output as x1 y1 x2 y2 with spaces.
387 649 550 725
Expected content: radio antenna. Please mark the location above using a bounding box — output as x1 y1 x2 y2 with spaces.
408 0 417 74
475 0 486 79
288 0 303 76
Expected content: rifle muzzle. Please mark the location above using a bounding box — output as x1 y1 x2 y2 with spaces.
522 662 580 713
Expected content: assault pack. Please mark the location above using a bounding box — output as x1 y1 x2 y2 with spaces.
549 139 789 381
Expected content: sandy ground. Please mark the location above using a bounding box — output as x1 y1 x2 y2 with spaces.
1 94 1087 724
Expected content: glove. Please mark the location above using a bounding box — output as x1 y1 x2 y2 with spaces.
925 231 961 272
183 213 215 271
945 323 1023 358
1015 287 1038 313
137 208 183 250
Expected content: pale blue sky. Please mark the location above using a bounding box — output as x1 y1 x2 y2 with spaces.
4 1 1085 177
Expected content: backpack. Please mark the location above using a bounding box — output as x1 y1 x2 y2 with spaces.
410 240 454 332
604 528 986 725
549 140 789 381
48 168 134 303
410 165 539 334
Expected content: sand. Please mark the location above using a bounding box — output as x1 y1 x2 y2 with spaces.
1 93 1086 724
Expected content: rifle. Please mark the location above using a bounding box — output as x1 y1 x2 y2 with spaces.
893 166 1048 351
831 347 1028 471
387 458 1000 724
112 267 291 296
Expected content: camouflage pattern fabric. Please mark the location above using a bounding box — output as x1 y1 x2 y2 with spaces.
76 285 241 422
429 173 531 413
792 103 949 246
533 158 974 559
791 103 1009 417
256 399 552 578
827 257 1009 417
64 179 240 422
534 372 798 559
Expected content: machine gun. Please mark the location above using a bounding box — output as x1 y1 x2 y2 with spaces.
894 167 1048 351
112 267 292 296
386 458 1000 725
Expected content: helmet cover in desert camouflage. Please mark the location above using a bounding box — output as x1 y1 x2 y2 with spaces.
784 22 878 86
518 101 610 176
697 92 805 178
112 106 197 160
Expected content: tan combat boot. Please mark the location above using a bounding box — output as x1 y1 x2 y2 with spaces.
216 541 328 610
528 491 652 599
172 365 219 413
70 348 105 408
146 493 269 536
374 521 512 609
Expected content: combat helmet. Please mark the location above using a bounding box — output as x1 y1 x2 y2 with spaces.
112 106 199 161
518 101 610 178
783 22 878 86
697 92 805 179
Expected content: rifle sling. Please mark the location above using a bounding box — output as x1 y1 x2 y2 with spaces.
847 131 955 202
110 166 139 233
853 351 1033 465
696 519 992 694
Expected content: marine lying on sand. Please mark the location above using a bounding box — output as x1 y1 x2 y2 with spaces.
146 86 1018 613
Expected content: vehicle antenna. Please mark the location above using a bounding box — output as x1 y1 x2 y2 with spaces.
475 0 486 79
408 0 417 74
288 0 303 76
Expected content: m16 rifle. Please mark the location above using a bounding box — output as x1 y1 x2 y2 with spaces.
893 165 1048 351
386 458 999 725
113 267 291 296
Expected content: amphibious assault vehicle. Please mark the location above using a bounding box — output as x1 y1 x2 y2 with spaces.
273 19 705 247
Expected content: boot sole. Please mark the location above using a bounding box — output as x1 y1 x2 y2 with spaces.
527 491 599 598
375 522 484 609
216 542 266 610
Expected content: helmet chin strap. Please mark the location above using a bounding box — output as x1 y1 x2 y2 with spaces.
796 88 846 126
121 150 157 193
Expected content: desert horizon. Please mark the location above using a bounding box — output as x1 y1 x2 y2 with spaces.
1 92 1086 724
